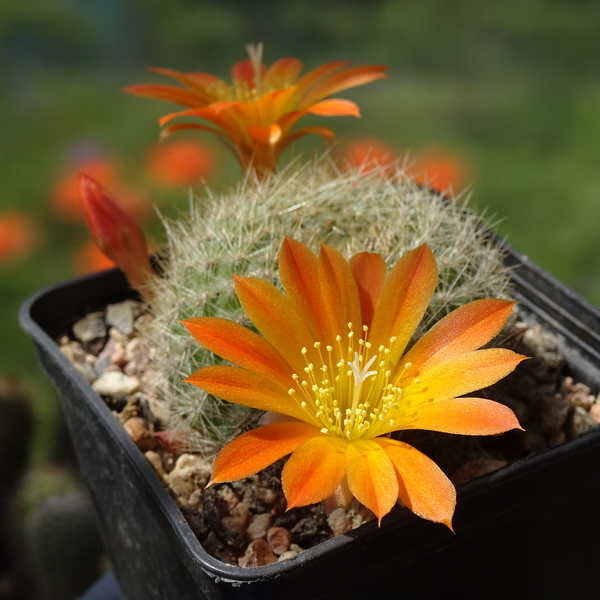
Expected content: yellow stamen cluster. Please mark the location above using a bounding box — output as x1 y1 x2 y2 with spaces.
288 323 413 441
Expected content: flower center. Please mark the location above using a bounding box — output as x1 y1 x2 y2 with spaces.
288 323 409 441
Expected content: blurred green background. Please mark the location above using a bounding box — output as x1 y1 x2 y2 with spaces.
3 0 600 466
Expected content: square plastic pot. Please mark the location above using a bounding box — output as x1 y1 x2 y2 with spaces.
19 244 600 600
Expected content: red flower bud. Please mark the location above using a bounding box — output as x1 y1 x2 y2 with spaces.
79 173 153 298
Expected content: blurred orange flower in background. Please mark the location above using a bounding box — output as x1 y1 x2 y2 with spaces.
124 44 388 178
0 211 42 265
72 239 116 275
51 154 151 223
338 138 466 195
337 137 398 175
408 146 465 195
147 140 215 187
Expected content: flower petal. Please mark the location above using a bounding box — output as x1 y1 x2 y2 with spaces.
211 421 319 485
376 438 455 529
232 58 266 89
279 237 327 340
348 252 387 329
263 58 303 89
399 348 527 407
369 243 438 364
346 439 399 523
184 365 307 421
275 126 336 155
160 122 228 141
318 244 363 341
293 60 351 100
148 67 222 96
233 275 316 373
248 124 282 145
400 397 523 435
300 65 388 108
282 435 347 509
180 317 294 387
122 84 207 108
402 299 516 372
306 99 361 117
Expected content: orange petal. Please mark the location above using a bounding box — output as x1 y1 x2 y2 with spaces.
294 61 351 99
275 125 336 155
233 275 316 373
160 122 228 141
263 58 303 89
279 237 326 340
180 317 293 387
318 244 363 341
346 440 399 523
211 421 319 485
282 435 347 509
255 87 298 124
300 65 388 108
376 438 455 529
184 365 307 421
158 106 242 139
248 124 282 145
402 397 522 435
348 252 387 329
402 299 516 372
306 99 361 117
369 244 438 364
398 348 527 408
122 84 207 108
232 58 266 89
148 67 222 96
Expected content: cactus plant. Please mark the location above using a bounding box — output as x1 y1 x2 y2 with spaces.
139 160 513 455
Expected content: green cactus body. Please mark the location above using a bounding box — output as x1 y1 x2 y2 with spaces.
139 162 512 455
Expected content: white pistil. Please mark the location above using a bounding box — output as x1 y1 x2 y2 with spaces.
346 352 378 435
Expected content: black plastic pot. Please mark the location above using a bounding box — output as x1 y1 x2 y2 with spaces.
19 245 600 600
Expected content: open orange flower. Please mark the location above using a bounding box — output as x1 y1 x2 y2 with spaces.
124 45 388 178
182 238 525 526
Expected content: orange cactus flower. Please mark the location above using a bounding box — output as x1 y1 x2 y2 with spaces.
182 238 525 526
73 238 116 275
147 140 215 187
52 155 152 223
79 174 153 297
338 137 399 175
409 146 465 195
0 211 41 265
124 45 388 179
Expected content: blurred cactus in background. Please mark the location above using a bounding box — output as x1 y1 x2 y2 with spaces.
11 466 104 600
